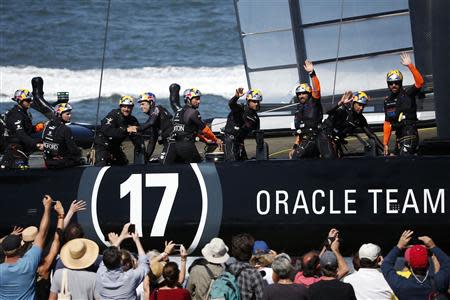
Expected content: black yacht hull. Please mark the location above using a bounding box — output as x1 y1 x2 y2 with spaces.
1 157 449 255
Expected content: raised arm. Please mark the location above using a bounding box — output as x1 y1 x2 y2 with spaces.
229 87 245 111
400 52 424 89
383 121 392 156
64 200 87 228
178 245 188 285
304 60 321 99
34 195 53 249
330 232 349 279
38 201 65 278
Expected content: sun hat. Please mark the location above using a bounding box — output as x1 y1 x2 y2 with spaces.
150 261 166 283
201 238 230 264
60 238 99 270
22 226 38 242
359 243 381 261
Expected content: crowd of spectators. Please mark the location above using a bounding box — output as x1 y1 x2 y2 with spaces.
1 196 450 300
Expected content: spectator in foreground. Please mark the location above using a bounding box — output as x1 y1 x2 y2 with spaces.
343 243 394 299
295 228 349 286
49 238 99 300
96 225 149 300
263 253 308 300
381 230 450 300
187 237 229 300
251 240 276 285
294 251 322 286
228 233 265 300
308 251 357 300
0 195 52 299
142 241 188 299
150 262 191 300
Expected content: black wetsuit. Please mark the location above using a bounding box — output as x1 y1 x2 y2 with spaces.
94 109 142 166
140 105 173 163
320 104 381 158
384 85 420 155
162 105 205 164
224 96 260 161
292 96 323 159
0 105 40 169
42 118 82 169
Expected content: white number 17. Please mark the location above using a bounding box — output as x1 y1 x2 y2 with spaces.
120 173 179 237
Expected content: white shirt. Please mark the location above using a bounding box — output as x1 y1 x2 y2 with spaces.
343 268 394 300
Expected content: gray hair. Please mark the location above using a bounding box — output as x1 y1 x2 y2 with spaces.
272 253 292 279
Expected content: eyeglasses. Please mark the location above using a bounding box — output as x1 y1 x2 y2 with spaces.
248 100 260 103
388 81 401 86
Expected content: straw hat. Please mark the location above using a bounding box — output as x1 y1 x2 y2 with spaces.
201 238 230 264
150 261 166 283
60 238 99 270
22 226 38 242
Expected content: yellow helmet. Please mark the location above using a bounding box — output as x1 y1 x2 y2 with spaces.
12 89 33 102
353 91 369 105
119 95 134 106
386 69 403 82
246 89 263 102
295 83 312 94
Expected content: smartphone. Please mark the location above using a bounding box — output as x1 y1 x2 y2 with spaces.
128 224 135 234
173 244 182 252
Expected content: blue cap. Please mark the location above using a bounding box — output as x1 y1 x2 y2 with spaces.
253 240 270 254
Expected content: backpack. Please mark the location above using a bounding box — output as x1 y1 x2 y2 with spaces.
58 269 71 299
205 265 243 300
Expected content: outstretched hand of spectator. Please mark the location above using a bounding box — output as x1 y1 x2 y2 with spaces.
330 234 341 253
54 201 64 216
108 232 120 247
68 200 87 214
119 223 133 241
418 236 436 249
397 230 413 249
11 226 24 235
180 244 188 259
43 195 53 208
164 240 176 255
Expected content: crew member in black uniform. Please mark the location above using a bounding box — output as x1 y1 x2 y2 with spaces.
138 92 173 163
383 52 424 156
224 88 262 161
0 89 44 169
42 103 82 169
290 60 323 159
94 96 142 166
320 91 383 159
162 88 222 164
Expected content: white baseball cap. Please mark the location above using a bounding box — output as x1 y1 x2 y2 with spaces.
359 243 381 261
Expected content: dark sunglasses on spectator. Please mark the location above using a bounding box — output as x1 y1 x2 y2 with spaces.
388 81 401 86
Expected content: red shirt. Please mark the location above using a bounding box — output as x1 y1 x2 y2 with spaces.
150 288 191 300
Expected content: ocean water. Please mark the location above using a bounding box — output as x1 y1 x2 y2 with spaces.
0 0 245 123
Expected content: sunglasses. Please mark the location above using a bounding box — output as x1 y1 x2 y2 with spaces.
388 81 401 86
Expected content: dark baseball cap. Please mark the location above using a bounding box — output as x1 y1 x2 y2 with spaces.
320 251 338 269
2 235 22 252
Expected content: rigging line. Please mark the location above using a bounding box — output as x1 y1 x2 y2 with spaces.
92 0 112 146
331 0 345 104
